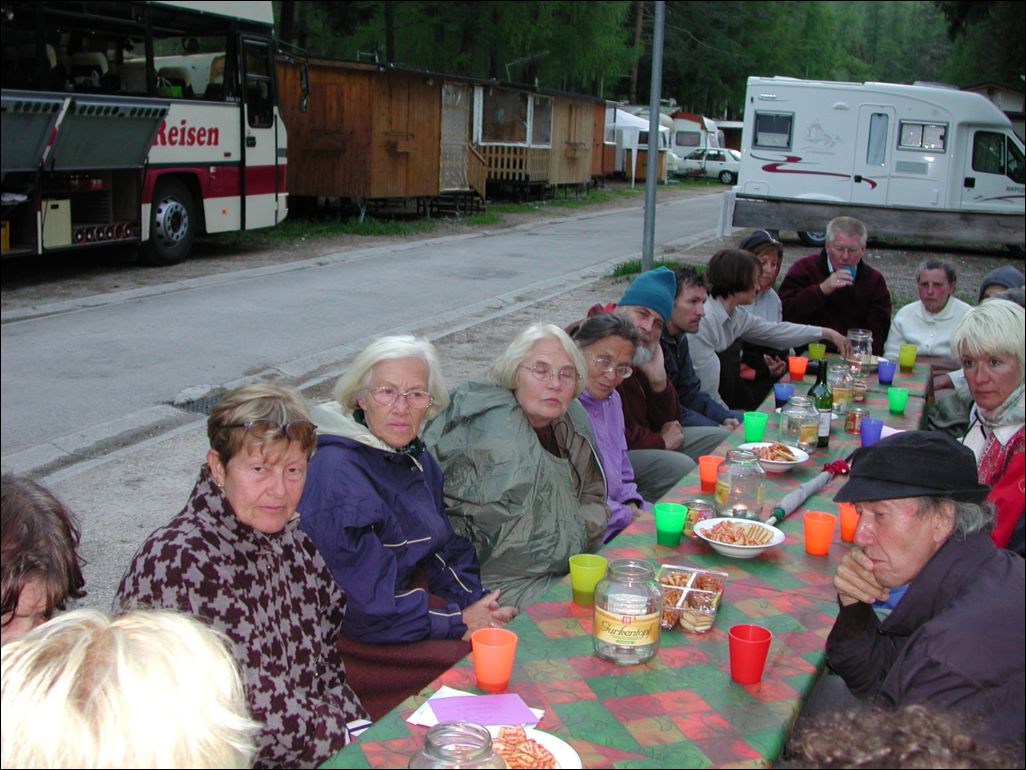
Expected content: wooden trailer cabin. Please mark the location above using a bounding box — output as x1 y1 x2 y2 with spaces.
277 59 487 213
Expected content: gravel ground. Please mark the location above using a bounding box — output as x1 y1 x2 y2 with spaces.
2 181 1021 394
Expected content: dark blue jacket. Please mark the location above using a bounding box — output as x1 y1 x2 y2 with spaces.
660 329 742 427
300 432 485 643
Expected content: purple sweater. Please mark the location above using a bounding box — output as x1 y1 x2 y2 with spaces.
578 389 648 541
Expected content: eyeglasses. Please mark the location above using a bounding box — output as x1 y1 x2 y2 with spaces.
368 386 434 410
589 354 633 379
222 420 317 442
521 364 580 386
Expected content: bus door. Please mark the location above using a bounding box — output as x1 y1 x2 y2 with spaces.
240 36 279 228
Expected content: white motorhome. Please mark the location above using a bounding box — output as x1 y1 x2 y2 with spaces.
722 77 1025 251
669 111 722 160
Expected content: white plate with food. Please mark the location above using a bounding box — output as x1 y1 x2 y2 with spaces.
694 517 785 559
738 441 810 473
489 725 582 769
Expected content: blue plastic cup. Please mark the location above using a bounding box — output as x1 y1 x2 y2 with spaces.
877 358 897 385
773 382 795 409
860 417 884 447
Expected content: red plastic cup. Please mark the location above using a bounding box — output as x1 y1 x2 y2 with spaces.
728 624 772 684
803 510 837 556
838 503 859 543
470 628 518 693
698 455 725 493
787 356 809 382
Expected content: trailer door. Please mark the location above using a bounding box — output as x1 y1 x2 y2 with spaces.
851 105 893 205
961 129 1026 212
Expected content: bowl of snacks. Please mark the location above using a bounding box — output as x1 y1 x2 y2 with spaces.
693 517 785 559
657 564 728 633
738 441 810 473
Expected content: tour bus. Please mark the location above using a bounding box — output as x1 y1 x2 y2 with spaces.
1 0 296 264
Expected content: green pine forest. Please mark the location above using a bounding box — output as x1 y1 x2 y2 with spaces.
274 1 1024 118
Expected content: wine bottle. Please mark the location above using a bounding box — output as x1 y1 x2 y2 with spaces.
807 361 833 448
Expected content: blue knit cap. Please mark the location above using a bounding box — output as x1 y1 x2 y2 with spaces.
617 267 676 322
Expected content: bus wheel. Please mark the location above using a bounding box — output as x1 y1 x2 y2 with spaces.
141 178 195 265
797 230 827 247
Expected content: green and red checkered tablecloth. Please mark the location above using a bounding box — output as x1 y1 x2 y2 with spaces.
323 367 928 769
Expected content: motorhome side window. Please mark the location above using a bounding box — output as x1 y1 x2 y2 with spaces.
973 132 1026 183
753 112 793 149
676 132 700 147
899 122 947 152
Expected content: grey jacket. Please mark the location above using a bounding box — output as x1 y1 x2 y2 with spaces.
423 381 609 608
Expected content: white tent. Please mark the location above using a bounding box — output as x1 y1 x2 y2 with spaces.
605 106 671 185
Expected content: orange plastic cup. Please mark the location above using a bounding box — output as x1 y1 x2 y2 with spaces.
838 503 859 543
470 628 518 693
803 510 837 556
698 455 725 493
787 356 809 382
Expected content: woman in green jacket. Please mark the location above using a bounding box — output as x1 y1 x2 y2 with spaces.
424 323 610 608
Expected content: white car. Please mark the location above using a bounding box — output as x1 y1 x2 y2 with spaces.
678 148 741 184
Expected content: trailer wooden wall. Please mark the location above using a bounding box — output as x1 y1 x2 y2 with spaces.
278 59 443 200
547 95 595 186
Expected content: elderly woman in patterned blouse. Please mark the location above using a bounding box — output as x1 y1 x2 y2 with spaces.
115 383 368 769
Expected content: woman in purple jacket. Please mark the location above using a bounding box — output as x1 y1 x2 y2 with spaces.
573 313 651 541
299 335 516 719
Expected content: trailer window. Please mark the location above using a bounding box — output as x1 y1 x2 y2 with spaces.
676 131 700 147
899 122 946 152
753 112 792 149
866 113 889 166
531 96 552 147
481 90 529 144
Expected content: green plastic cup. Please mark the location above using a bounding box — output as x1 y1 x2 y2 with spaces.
743 411 769 442
887 386 910 415
653 502 688 547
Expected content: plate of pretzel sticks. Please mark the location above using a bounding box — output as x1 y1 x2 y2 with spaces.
693 517 785 559
738 441 810 473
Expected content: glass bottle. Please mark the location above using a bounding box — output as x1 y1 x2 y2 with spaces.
593 559 662 665
409 722 507 769
827 362 853 415
714 449 767 519
779 395 819 453
807 362 833 448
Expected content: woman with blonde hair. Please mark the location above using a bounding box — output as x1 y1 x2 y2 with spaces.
300 335 515 719
952 299 1025 555
1 608 258 768
424 323 610 608
115 382 367 768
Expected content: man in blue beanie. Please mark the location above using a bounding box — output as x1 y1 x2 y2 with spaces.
611 267 729 501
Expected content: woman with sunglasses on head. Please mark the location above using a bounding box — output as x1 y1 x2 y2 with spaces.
572 313 650 542
298 335 516 720
115 383 368 769
423 323 610 609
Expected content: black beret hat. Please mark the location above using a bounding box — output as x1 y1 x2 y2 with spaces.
834 430 990 504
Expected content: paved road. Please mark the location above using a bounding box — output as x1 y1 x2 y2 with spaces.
2 193 722 474
2 193 724 612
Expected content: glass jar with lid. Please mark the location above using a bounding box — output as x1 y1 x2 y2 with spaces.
409 722 508 768
779 395 819 453
593 559 662 665
827 362 853 415
846 328 873 372
714 449 767 520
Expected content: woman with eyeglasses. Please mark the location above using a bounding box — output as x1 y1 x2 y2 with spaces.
115 382 368 769
298 335 515 719
424 323 610 609
572 313 650 542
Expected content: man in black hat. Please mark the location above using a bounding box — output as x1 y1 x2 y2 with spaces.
825 430 1024 751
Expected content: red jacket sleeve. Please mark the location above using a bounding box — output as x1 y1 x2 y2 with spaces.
617 371 679 450
989 449 1025 550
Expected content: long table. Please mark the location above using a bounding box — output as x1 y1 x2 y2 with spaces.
324 360 928 769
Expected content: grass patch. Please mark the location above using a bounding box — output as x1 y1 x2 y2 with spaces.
209 216 438 249
607 257 689 279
